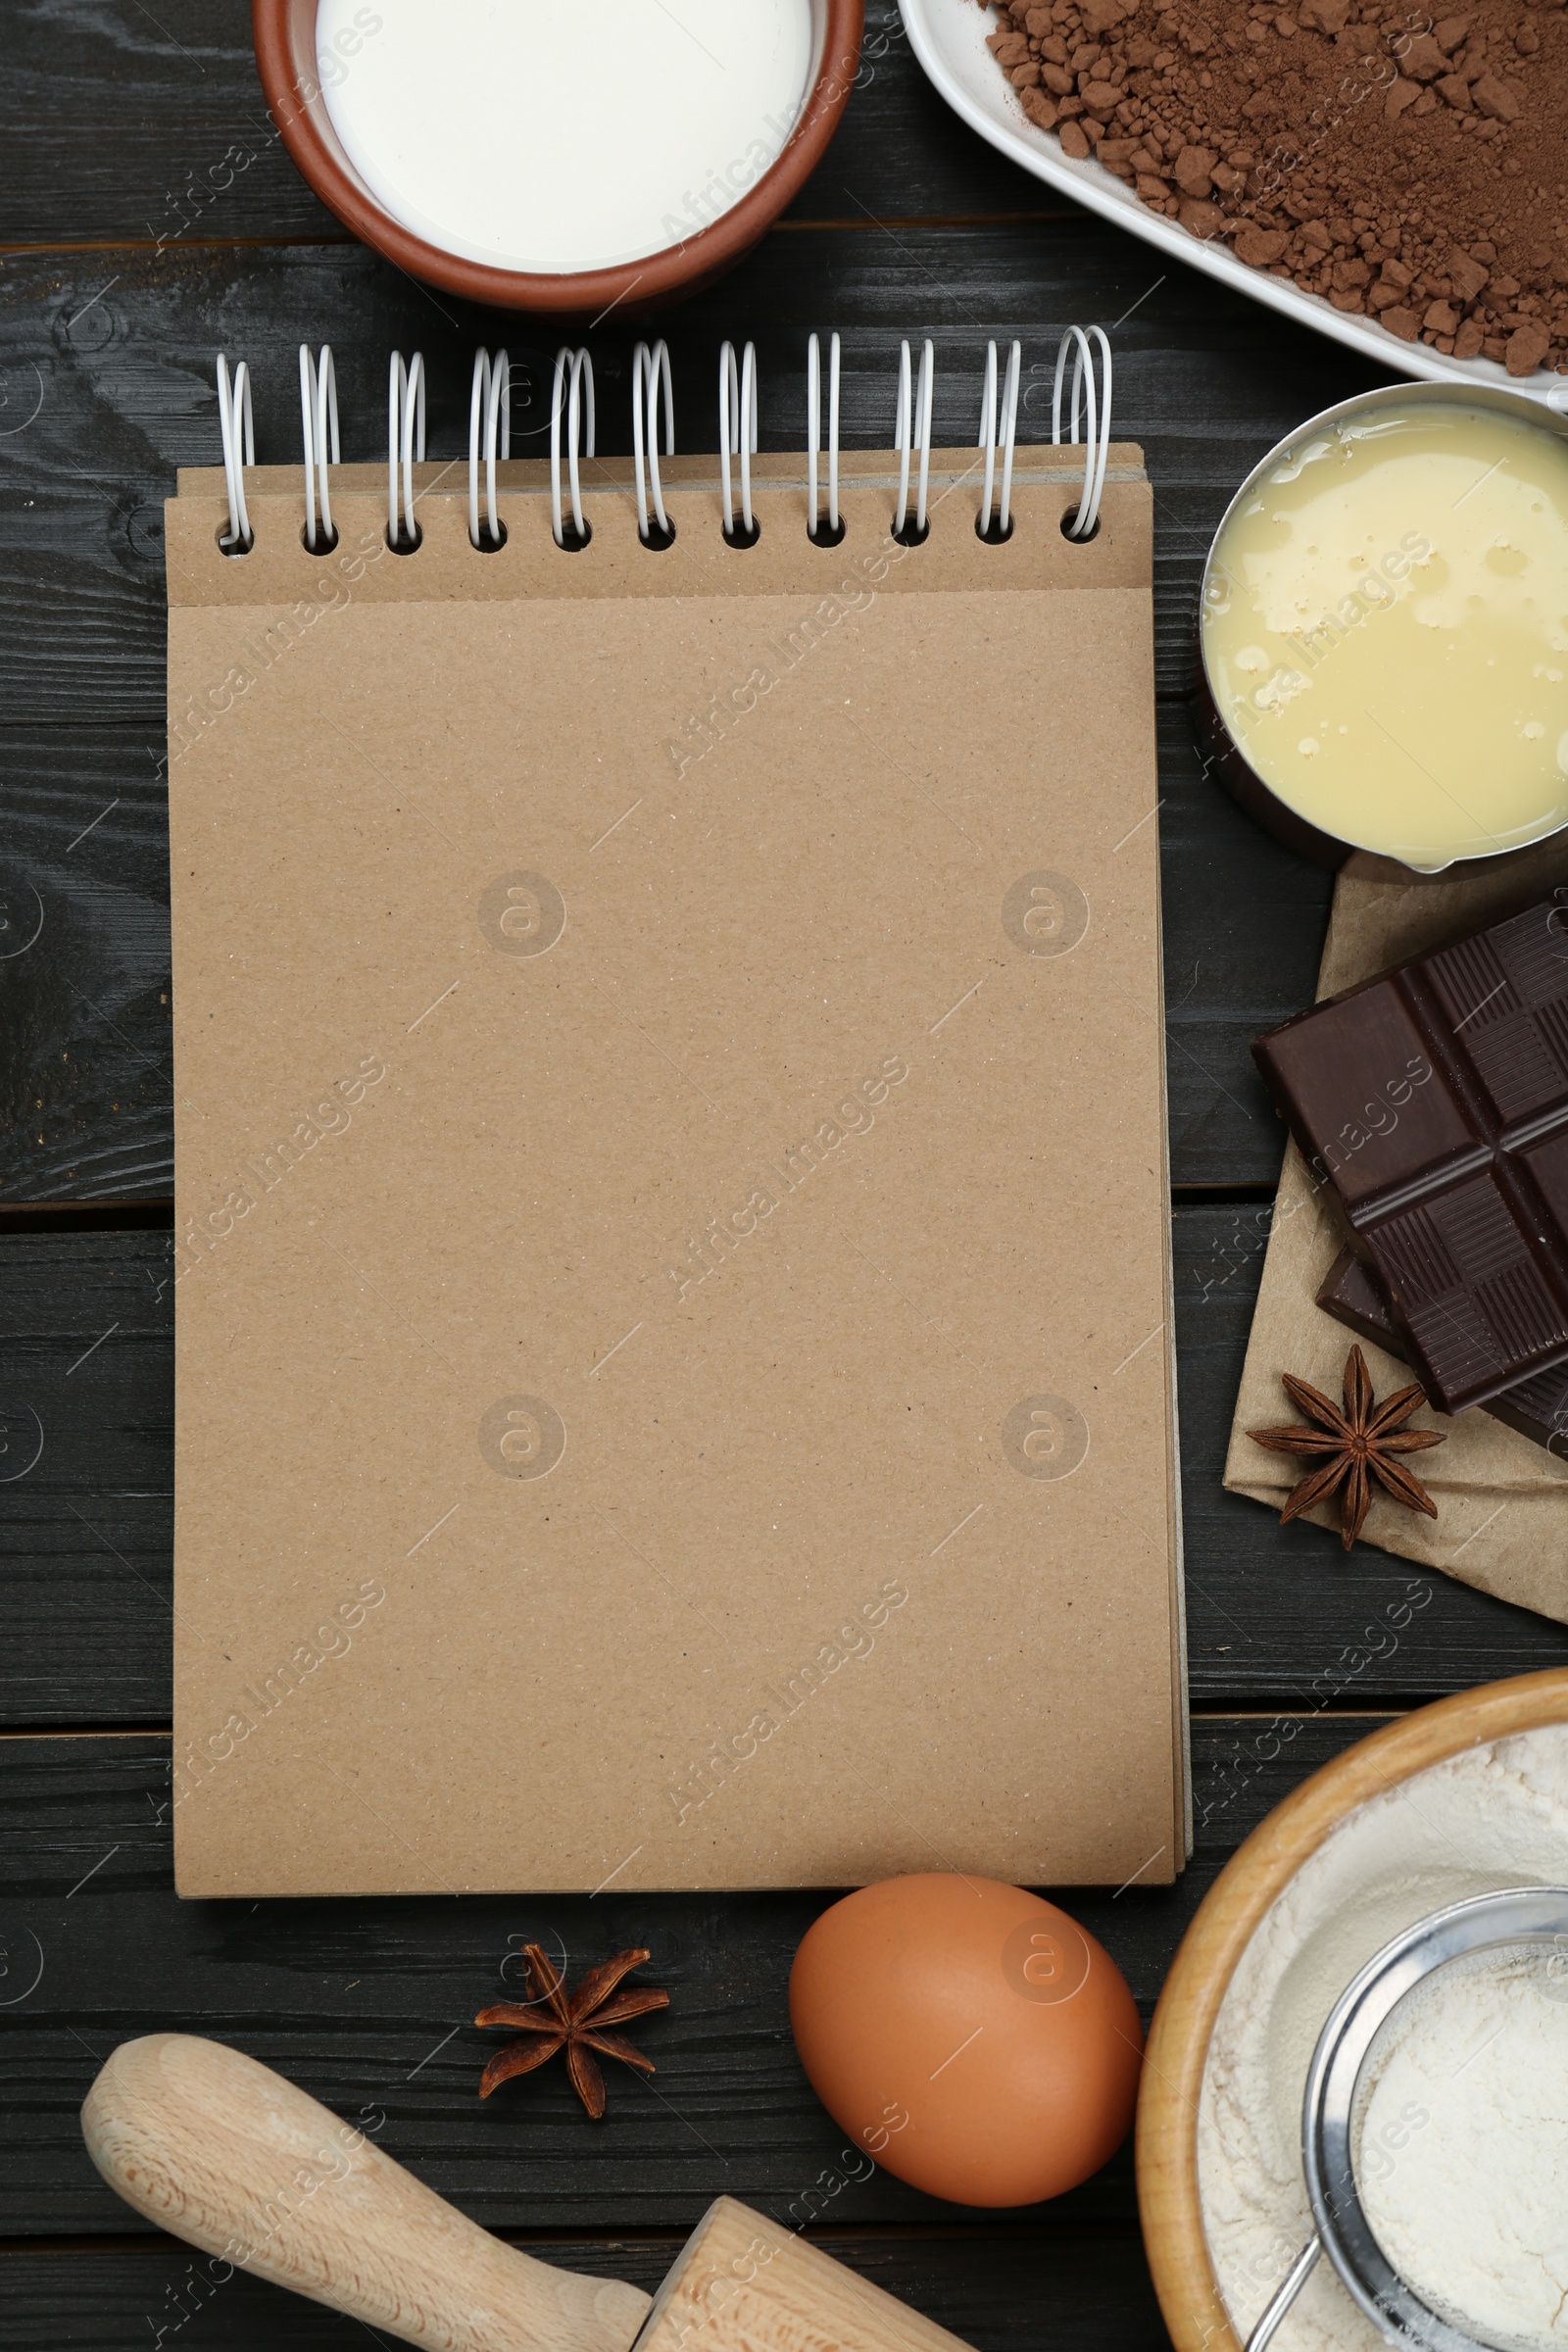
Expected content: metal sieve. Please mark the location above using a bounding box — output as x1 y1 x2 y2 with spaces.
1245 1886 1568 2352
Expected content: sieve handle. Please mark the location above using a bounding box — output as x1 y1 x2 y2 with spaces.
1246 2235 1322 2352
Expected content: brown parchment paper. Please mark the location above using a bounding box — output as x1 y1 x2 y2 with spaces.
166 449 1188 1896
1225 839 1568 1623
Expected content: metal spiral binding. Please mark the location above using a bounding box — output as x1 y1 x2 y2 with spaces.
214 328 1115 560
299 345 339 553
894 338 935 542
549 348 595 551
1054 325 1111 540
719 341 759 546
977 340 1020 542
807 331 842 545
216 353 255 554
632 340 675 547
469 348 511 551
388 350 426 552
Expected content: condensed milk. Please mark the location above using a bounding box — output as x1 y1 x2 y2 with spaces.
1200 390 1568 872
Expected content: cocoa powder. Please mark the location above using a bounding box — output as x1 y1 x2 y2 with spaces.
982 0 1568 372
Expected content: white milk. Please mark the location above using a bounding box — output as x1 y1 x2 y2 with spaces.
317 0 815 274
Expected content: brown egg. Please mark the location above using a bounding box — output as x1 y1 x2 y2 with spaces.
788 1874 1143 2206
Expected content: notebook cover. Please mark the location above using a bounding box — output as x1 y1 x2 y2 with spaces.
165 448 1186 1894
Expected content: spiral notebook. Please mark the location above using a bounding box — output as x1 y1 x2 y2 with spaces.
165 343 1187 1897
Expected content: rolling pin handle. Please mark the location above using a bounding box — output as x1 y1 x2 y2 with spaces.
81 2034 650 2352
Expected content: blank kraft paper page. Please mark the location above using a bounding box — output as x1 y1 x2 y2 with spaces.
164 447 1186 1897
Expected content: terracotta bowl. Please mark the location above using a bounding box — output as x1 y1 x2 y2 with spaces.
252 0 863 315
1136 1667 1568 2352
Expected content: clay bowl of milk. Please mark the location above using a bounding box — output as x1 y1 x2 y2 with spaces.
254 0 861 313
1195 382 1568 878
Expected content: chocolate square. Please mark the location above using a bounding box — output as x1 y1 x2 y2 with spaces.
1254 893 1568 1414
1316 1246 1568 1457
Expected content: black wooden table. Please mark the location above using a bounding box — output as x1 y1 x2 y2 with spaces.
4 8 1567 2345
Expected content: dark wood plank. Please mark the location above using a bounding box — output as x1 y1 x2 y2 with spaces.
7 1220 1565 1730
1158 710 1330 1184
0 2225 1167 2352
0 727 172 1205
0 708 1326 1202
0 1233 173 1723
1 0 1069 251
0 1716 1377 2239
4 0 344 250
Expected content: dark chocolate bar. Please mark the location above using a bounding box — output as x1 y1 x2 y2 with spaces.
1315 1246 1568 1457
1253 892 1568 1415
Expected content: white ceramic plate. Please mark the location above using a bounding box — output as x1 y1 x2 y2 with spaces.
898 0 1566 403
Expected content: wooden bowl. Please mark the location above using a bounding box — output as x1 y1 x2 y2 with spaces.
1137 1668 1568 2352
252 0 863 315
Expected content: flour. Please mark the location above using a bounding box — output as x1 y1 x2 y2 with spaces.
1358 1947 1568 2352
1197 1725 1568 2352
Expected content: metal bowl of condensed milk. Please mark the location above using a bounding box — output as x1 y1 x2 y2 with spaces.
1195 381 1568 878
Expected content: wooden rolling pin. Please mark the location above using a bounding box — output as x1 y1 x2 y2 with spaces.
84 2034 978 2352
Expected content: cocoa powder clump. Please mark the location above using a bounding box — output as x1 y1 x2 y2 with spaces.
982 0 1568 370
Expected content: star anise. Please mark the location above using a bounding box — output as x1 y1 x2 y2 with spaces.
476 1945 668 2118
1249 1343 1445 1551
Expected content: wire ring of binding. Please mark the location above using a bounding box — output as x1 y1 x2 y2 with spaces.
977 339 1020 542
550 347 595 550
632 340 675 546
299 345 339 553
469 348 512 550
216 353 255 554
808 331 843 544
388 350 426 551
1053 325 1111 541
719 341 760 545
894 338 934 542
